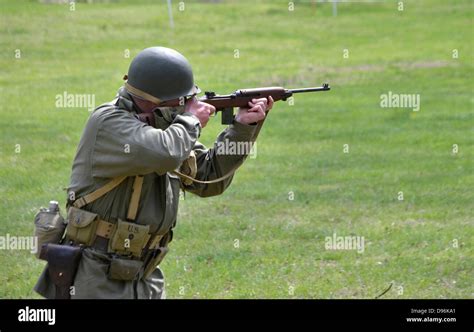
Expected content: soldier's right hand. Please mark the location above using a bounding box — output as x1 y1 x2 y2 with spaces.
185 97 215 128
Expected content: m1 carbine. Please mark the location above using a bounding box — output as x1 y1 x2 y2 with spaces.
159 83 331 124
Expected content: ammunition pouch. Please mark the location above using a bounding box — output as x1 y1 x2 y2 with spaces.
109 220 150 257
66 207 99 246
105 229 171 281
39 243 83 299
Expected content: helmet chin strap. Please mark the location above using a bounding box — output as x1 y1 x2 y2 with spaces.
124 81 164 105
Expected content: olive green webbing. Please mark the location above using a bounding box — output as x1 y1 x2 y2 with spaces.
73 175 144 222
73 176 128 209
126 175 144 221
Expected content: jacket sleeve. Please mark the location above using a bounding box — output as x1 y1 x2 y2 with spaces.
91 109 201 178
183 120 258 197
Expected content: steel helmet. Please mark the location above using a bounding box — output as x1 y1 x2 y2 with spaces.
124 46 200 103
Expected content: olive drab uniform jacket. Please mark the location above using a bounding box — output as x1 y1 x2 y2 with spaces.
34 87 259 299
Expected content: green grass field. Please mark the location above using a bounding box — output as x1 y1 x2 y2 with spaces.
0 0 472 299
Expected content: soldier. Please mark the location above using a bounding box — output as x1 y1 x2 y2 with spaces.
35 46 272 299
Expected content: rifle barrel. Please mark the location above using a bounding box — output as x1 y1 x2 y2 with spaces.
290 85 330 94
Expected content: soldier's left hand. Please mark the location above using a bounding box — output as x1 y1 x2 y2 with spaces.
235 96 273 125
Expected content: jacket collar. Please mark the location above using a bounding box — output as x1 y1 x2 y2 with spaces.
116 86 140 113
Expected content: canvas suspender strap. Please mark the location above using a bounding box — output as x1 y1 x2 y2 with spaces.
72 175 144 221
126 175 144 221
73 176 128 209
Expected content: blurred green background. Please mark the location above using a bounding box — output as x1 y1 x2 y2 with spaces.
0 0 472 298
